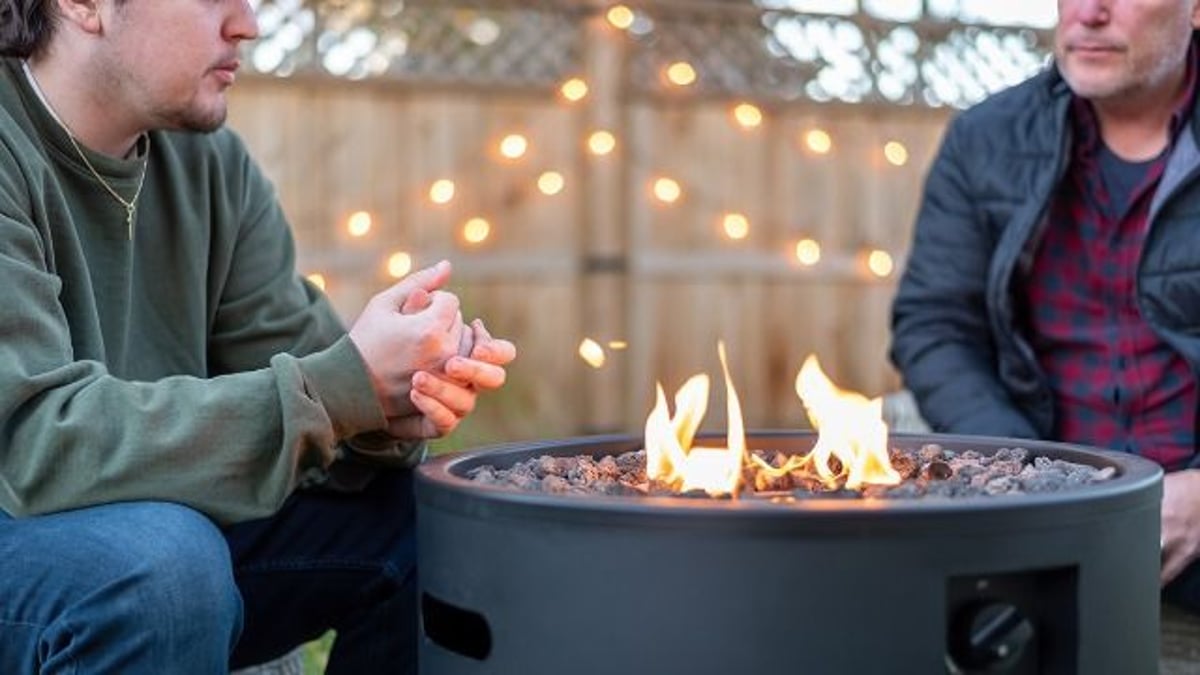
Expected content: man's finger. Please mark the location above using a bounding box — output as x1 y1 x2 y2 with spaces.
445 357 508 390
410 387 462 437
400 288 431 314
1164 549 1186 585
475 338 517 366
413 371 478 416
421 291 463 328
377 260 452 309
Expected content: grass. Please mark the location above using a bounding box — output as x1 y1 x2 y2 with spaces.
302 632 334 673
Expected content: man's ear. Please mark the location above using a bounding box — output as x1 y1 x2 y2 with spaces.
51 0 103 35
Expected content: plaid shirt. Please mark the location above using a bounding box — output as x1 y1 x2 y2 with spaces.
1021 53 1199 470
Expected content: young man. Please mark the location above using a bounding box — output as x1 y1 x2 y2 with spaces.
0 0 516 672
891 0 1200 605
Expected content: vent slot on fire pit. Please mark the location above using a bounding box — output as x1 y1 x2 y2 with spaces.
421 592 492 661
946 567 1078 674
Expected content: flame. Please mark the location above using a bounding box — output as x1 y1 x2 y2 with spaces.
643 349 899 496
644 343 746 495
794 355 901 489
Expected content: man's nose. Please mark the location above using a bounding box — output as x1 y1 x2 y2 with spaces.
1074 0 1112 26
226 0 261 43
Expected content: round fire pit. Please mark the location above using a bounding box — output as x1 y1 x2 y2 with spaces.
415 431 1162 675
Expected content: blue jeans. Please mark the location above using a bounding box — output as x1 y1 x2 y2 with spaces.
0 468 418 674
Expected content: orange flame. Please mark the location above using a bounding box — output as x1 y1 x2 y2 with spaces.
644 349 898 496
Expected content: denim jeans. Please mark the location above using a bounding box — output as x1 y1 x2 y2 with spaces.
0 468 418 674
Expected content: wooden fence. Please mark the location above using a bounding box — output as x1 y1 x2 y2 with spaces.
226 10 976 446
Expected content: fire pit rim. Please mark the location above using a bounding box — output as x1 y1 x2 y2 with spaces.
416 430 1162 522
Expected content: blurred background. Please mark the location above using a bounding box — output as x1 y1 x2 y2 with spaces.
228 0 1055 454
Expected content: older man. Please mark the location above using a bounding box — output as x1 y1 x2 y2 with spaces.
892 0 1200 602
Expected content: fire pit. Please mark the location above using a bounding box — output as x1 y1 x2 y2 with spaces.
415 431 1161 675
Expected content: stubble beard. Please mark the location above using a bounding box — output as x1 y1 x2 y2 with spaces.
1059 29 1192 104
160 96 229 134
179 106 228 134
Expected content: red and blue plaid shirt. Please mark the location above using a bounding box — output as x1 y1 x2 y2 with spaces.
1021 52 1199 470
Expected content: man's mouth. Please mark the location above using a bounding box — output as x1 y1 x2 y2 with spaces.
212 60 241 85
1068 42 1124 56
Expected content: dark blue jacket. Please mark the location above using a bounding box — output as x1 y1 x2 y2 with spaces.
890 58 1200 446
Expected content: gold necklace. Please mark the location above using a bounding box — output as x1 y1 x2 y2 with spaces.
22 61 149 240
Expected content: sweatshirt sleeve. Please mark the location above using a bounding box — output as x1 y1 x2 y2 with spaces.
0 129 411 524
889 115 1040 439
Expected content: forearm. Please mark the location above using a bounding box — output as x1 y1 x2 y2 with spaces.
892 335 1039 438
0 337 386 524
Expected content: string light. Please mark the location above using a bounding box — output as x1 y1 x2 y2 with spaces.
608 340 628 350
466 18 501 46
346 211 372 237
588 130 617 156
866 249 894 278
722 212 750 240
579 338 606 368
429 179 456 205
305 24 914 335
538 171 565 196
499 134 529 160
387 251 413 278
606 5 635 30
732 103 763 129
665 61 697 87
560 77 589 102
462 217 492 245
884 141 909 167
803 129 833 155
795 238 821 266
652 177 682 204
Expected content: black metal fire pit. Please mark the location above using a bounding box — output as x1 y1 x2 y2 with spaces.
415 431 1162 675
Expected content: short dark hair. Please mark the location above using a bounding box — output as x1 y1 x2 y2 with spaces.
0 0 55 58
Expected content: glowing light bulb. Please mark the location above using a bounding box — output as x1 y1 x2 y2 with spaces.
867 249 894 278
306 273 327 291
387 252 413 279
666 61 697 87
588 130 617 156
463 217 491 245
795 239 821 266
804 129 833 155
499 134 528 160
538 171 565 195
347 211 372 237
884 141 909 166
561 77 589 102
579 338 606 368
606 5 634 30
653 177 682 204
722 213 750 240
732 103 763 129
429 179 456 205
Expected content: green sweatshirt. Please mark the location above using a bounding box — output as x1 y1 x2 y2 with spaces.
0 59 415 524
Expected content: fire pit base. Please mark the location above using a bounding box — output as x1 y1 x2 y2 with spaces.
416 432 1162 675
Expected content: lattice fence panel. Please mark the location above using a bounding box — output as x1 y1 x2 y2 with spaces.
624 4 1049 106
246 0 1050 108
249 0 584 86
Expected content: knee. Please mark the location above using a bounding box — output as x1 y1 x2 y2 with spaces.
94 503 242 638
